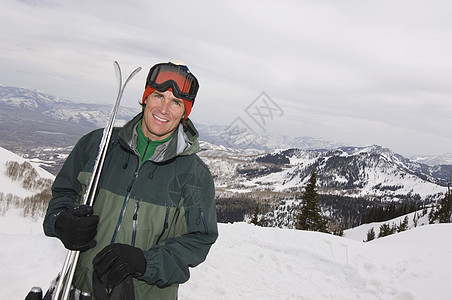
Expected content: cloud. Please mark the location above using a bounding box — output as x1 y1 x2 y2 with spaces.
1 0 451 156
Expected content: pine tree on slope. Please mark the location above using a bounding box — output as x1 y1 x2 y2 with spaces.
296 168 328 232
429 185 452 223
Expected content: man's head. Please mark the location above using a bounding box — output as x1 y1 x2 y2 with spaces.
140 62 199 141
142 62 199 120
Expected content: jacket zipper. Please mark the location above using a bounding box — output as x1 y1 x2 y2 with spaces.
111 169 139 244
199 205 209 234
156 207 170 245
131 199 141 246
111 160 158 245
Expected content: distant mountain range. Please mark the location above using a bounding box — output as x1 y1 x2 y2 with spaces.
1 83 451 190
1 84 451 229
199 141 450 198
409 153 452 167
0 84 347 153
198 141 450 227
0 84 140 173
2 84 451 165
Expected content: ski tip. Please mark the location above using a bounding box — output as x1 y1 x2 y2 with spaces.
25 287 42 300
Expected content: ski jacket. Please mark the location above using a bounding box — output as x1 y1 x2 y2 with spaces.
43 113 218 299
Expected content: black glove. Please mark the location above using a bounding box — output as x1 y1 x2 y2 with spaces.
54 205 99 252
92 243 146 288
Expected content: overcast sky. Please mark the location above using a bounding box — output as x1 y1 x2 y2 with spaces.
1 0 451 157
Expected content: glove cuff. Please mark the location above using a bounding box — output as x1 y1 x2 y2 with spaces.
46 211 62 237
133 249 147 277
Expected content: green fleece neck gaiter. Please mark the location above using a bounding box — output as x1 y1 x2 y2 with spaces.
136 120 173 162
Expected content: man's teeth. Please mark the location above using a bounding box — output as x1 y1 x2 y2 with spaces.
154 115 168 122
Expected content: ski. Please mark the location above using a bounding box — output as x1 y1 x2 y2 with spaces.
26 61 141 300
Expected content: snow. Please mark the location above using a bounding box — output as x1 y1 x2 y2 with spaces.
182 223 452 300
0 147 54 180
0 147 54 198
343 209 431 243
1 218 451 300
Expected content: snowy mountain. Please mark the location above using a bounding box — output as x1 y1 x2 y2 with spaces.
2 83 452 172
195 122 348 152
0 84 349 174
199 142 449 199
410 152 452 166
0 85 141 173
3 83 452 164
198 142 450 228
0 84 139 127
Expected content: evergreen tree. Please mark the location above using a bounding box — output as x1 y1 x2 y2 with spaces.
251 202 261 226
259 214 267 227
428 203 436 224
388 203 396 220
250 202 267 227
413 212 419 227
422 206 428 217
378 223 394 238
429 186 452 223
365 227 375 242
295 168 328 232
437 191 452 223
391 222 398 234
397 216 409 232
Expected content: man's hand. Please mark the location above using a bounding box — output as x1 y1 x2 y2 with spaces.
92 243 146 288
54 205 99 252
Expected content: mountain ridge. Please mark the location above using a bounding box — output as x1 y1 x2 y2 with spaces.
2 84 452 165
1 84 451 228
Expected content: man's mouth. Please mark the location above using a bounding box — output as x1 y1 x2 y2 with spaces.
153 114 169 122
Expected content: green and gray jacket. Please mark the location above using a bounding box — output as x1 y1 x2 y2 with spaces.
43 113 218 299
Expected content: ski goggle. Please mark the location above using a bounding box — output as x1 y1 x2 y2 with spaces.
145 62 199 101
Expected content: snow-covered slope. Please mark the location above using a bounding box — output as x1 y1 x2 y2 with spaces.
343 207 432 241
0 146 53 197
1 221 451 300
0 146 54 234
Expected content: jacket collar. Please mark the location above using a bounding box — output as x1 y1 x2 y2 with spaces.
119 113 200 163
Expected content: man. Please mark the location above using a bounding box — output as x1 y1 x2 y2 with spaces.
43 62 218 299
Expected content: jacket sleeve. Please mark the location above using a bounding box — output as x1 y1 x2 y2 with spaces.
43 130 100 237
139 162 218 287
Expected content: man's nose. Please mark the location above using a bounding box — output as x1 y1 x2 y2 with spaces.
157 97 170 113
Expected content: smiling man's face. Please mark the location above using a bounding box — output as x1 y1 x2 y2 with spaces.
141 90 186 141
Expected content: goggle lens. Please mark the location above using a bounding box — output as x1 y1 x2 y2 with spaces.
146 63 199 101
